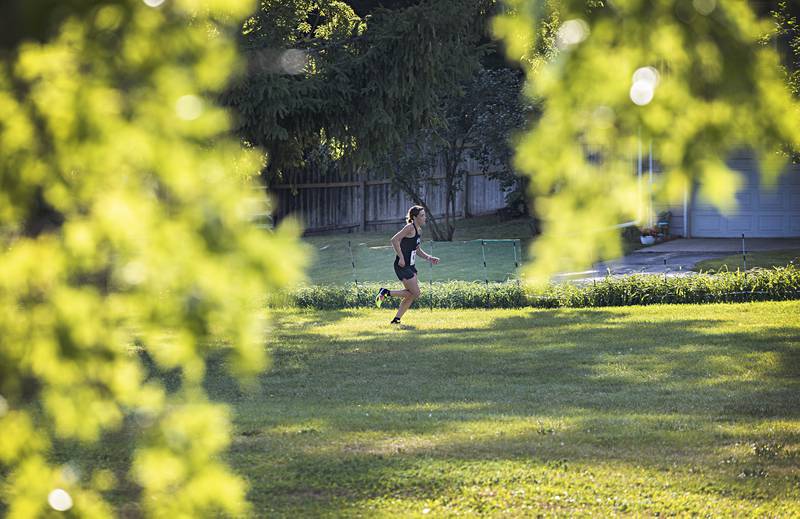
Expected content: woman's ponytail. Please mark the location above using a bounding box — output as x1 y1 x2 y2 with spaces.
406 205 424 223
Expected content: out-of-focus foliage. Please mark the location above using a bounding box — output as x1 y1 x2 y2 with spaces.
773 1 800 99
222 0 491 183
493 0 800 282
772 1 800 159
0 0 306 517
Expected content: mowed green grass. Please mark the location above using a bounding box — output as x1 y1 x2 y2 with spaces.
694 249 800 272
303 215 536 285
206 302 800 517
302 215 642 285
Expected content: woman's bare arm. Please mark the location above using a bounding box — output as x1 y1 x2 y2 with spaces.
416 246 440 264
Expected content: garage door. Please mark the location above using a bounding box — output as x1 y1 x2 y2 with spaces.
691 156 800 238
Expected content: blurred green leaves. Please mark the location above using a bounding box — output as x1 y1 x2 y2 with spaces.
0 0 307 516
493 0 800 282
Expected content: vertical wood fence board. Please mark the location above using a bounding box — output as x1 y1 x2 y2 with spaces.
272 165 510 233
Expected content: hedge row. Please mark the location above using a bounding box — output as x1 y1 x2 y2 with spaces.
283 267 800 309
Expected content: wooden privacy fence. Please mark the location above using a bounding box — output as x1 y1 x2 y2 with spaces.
265 156 510 234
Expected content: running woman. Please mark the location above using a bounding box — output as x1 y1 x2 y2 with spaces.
375 205 439 324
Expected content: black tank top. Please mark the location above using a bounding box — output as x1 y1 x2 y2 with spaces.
397 223 421 266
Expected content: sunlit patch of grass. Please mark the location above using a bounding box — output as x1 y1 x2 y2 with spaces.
75 302 800 516
207 302 800 515
694 249 800 272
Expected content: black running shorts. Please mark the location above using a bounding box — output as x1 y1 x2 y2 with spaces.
394 263 417 281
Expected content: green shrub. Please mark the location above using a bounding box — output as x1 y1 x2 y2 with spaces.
285 266 800 309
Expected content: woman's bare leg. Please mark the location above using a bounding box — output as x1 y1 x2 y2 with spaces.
394 275 420 321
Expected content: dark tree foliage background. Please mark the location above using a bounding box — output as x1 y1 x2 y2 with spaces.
384 67 533 240
222 0 497 185
221 0 538 240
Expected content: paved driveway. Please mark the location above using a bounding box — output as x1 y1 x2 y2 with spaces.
555 238 800 281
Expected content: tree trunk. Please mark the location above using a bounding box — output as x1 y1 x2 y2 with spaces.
388 140 471 241
441 142 464 241
418 198 447 241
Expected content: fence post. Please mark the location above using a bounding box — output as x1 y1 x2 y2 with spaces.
482 240 489 308
741 233 747 272
361 180 368 232
463 170 470 218
429 240 434 312
512 239 520 285
348 240 358 304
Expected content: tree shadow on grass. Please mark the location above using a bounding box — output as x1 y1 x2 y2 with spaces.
252 309 799 417
212 306 800 516
203 307 800 423
231 417 800 516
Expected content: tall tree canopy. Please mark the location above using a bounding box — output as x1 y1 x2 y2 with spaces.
0 0 306 516
386 66 533 240
222 0 491 182
493 0 800 282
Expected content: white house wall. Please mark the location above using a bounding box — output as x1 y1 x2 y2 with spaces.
648 151 800 238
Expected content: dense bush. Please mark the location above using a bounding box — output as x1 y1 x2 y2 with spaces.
287 267 800 310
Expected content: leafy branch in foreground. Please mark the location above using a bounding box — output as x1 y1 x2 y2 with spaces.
493 0 800 282
0 0 307 516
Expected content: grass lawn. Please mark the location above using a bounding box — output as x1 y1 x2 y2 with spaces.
694 249 800 272
302 215 641 285
202 301 800 517
303 215 536 285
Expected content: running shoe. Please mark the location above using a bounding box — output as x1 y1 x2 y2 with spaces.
390 317 401 324
375 287 389 308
